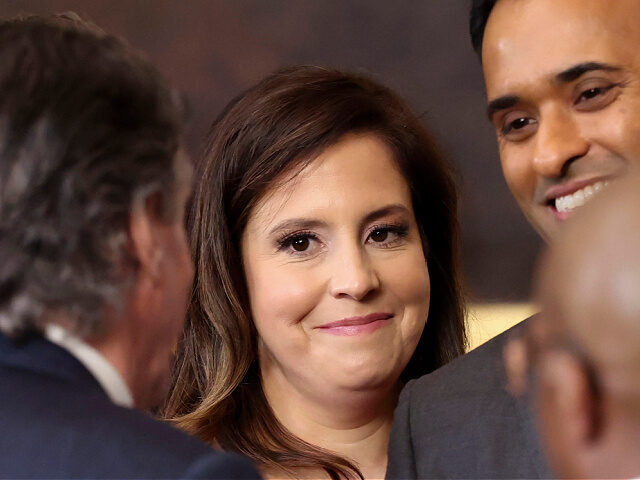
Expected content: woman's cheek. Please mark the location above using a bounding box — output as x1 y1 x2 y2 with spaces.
386 249 430 306
250 266 323 331
383 249 430 349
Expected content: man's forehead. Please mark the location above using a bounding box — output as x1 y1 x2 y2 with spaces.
485 0 640 40
482 0 640 98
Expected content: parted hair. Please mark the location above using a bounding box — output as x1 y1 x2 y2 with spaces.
164 65 467 479
470 0 500 56
0 14 183 338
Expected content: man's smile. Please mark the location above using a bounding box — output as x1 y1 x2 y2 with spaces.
553 180 608 213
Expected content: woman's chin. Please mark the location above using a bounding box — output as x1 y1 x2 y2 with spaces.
320 360 404 395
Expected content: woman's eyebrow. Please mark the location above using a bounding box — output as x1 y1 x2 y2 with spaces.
268 218 326 236
360 204 410 227
267 204 409 236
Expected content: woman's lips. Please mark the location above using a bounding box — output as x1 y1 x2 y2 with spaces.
316 313 393 336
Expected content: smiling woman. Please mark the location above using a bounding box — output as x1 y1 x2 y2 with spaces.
163 66 467 480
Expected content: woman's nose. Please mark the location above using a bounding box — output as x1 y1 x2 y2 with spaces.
328 247 380 301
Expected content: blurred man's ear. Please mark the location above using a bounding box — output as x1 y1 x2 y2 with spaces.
128 191 166 284
536 348 603 474
540 349 601 440
504 335 528 397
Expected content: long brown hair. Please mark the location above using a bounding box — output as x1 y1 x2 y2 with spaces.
164 66 467 479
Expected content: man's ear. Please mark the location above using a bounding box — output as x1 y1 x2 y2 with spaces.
504 336 528 397
128 191 166 283
538 349 602 447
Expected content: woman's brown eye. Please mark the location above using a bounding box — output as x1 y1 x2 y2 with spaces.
292 237 310 251
370 229 388 242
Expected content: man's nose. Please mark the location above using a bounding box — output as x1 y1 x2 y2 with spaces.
532 106 589 178
328 246 380 301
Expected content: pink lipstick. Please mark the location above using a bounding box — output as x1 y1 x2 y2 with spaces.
316 313 393 336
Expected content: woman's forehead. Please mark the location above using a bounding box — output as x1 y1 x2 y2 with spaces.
245 134 412 231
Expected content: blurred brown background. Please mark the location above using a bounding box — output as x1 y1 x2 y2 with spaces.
0 0 543 303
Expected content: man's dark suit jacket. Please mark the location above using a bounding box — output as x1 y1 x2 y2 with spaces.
0 332 260 479
386 320 552 479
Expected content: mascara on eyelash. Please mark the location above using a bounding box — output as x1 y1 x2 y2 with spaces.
275 222 410 251
275 230 317 251
367 222 410 241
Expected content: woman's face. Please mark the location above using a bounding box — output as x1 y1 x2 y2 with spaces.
242 133 430 398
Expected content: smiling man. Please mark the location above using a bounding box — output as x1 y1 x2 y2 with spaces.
386 0 640 478
482 0 640 241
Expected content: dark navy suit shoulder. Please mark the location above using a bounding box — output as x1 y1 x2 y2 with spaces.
386 318 551 479
0 333 260 479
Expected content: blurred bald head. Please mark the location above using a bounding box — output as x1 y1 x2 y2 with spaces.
533 173 640 478
538 175 640 390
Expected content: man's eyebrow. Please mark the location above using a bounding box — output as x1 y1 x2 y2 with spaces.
485 62 624 121
486 95 519 121
555 61 623 83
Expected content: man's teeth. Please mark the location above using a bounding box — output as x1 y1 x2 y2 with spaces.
555 181 608 213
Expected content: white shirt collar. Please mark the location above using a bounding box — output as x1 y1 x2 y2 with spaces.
44 324 134 408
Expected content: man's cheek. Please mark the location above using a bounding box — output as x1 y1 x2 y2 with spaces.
502 155 534 200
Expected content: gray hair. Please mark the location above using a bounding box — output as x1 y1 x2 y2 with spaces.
0 14 183 338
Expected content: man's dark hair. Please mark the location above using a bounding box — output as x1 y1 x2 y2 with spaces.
0 14 183 338
470 0 500 56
